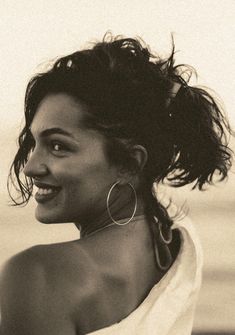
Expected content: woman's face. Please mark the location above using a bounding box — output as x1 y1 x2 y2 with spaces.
23 93 120 224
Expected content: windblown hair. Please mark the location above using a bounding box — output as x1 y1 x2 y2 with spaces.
8 34 233 229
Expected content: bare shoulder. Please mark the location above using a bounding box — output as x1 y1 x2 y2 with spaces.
0 244 64 292
0 246 47 296
0 241 97 298
0 247 48 334
27 241 98 287
0 242 94 335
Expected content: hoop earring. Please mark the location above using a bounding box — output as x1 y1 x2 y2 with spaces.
154 216 173 245
106 181 137 226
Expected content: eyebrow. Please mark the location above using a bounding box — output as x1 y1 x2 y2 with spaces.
40 128 74 138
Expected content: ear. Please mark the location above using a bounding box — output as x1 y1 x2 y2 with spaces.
118 144 148 181
130 145 148 172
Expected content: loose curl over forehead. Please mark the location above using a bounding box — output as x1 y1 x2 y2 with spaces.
8 34 233 207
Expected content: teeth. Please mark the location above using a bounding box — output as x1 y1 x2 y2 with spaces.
37 187 54 195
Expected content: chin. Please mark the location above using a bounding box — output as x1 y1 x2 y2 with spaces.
35 214 58 224
35 207 68 224
35 206 75 224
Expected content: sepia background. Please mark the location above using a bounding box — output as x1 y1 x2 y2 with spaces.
1 1 235 334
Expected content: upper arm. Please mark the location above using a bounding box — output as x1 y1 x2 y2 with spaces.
0 248 76 335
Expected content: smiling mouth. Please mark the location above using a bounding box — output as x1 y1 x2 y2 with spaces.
35 186 61 203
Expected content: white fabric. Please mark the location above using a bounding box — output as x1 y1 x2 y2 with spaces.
86 216 203 335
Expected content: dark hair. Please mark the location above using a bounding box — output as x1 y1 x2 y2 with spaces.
8 34 233 231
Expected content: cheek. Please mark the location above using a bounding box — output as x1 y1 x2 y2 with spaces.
51 157 118 196
57 163 115 217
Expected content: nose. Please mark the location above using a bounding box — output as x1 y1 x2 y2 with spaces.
23 148 48 178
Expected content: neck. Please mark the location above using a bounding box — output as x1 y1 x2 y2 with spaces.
75 193 146 238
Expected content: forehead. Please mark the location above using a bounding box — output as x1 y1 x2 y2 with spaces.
30 93 89 134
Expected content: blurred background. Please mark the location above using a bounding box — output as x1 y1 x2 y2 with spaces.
0 1 235 334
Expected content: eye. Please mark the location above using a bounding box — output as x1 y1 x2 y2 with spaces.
51 141 68 153
53 143 62 151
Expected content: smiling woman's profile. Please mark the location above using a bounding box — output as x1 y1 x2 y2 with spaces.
24 94 120 226
0 34 233 335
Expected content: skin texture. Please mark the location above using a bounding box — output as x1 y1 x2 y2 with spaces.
24 94 121 226
0 93 180 335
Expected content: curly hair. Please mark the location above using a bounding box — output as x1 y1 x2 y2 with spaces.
8 34 233 231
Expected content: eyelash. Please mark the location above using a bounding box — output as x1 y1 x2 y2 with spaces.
27 137 69 156
50 141 68 153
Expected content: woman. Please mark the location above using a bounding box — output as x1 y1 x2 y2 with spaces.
0 35 233 334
